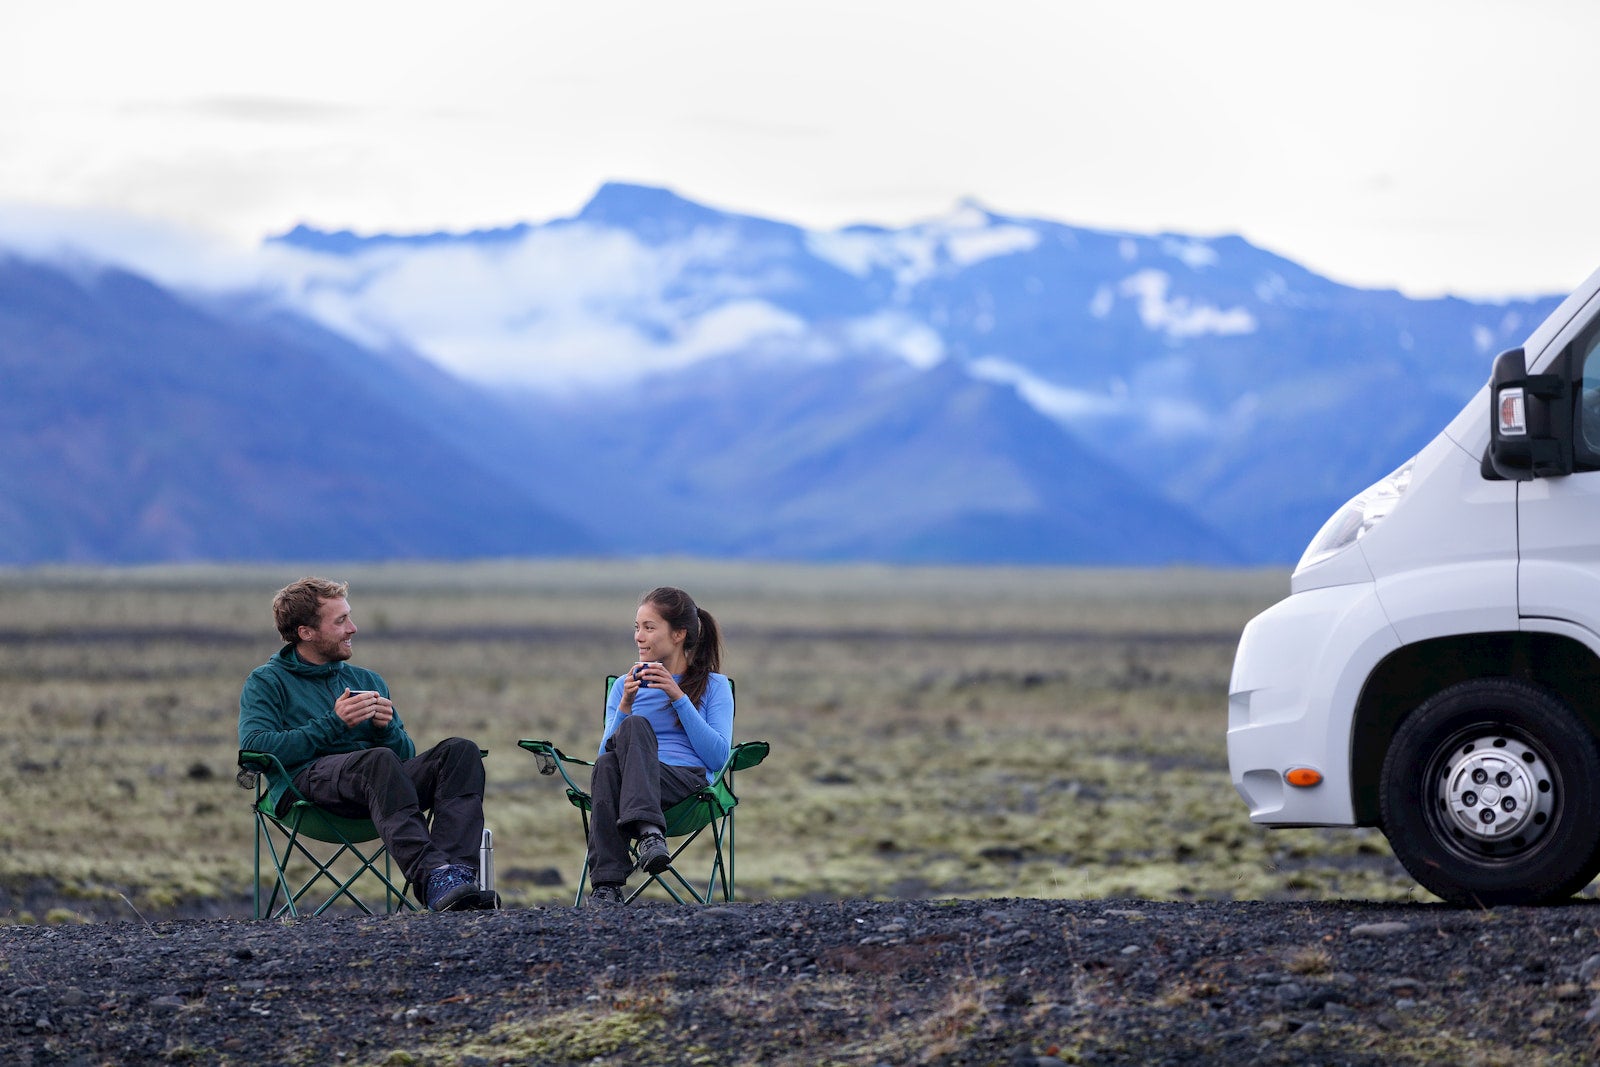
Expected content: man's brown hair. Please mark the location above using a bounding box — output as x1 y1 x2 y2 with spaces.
273 577 350 643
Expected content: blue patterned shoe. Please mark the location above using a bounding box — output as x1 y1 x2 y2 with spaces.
426 864 480 911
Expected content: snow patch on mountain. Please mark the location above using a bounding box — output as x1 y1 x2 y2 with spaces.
843 312 946 369
1117 270 1257 339
805 204 1040 291
1160 237 1219 270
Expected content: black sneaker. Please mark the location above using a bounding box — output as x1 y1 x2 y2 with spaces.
587 883 625 907
635 831 671 875
463 888 502 911
426 864 481 911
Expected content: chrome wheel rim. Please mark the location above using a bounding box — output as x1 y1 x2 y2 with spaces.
1432 732 1556 853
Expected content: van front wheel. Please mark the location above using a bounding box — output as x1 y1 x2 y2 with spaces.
1379 678 1600 906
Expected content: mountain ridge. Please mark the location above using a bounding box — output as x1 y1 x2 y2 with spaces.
263 182 1562 561
0 184 1568 565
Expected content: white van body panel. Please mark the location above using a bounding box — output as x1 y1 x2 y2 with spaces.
1518 477 1600 640
1227 263 1600 829
1361 433 1519 646
1227 430 1517 825
1228 583 1397 824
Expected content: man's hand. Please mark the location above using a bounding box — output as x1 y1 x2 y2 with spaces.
336 688 394 728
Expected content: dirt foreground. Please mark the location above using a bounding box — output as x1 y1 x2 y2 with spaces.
5 897 1600 1066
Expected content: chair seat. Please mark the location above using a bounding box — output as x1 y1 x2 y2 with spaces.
239 751 417 919
267 798 383 845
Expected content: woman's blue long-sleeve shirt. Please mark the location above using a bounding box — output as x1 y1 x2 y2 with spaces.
599 672 733 782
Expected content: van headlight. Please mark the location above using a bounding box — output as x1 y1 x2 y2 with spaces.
1297 460 1415 572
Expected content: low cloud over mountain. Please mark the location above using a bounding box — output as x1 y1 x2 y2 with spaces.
0 184 1563 565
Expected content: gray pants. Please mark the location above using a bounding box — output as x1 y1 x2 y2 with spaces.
587 715 706 886
290 737 486 896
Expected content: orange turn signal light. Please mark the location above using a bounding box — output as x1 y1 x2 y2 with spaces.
1285 767 1323 788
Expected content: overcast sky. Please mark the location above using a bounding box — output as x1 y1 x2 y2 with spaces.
1 0 1596 299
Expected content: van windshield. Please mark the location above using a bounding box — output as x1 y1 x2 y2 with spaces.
1581 332 1600 454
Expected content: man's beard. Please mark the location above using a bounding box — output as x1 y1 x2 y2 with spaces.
310 634 352 662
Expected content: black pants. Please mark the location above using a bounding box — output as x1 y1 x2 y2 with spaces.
587 715 706 886
290 737 485 895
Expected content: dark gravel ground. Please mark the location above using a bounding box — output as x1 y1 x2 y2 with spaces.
4 897 1600 1066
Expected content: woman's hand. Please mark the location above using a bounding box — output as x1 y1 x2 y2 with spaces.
619 667 642 713
634 661 684 702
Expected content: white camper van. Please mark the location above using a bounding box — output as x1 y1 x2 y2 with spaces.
1228 263 1600 905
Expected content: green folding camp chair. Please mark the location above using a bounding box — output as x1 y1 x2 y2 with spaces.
519 677 769 905
237 750 417 919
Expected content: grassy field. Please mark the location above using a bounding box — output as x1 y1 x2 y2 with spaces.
0 559 1427 921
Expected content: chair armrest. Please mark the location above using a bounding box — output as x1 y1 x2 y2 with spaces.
722 740 770 776
237 750 318 808
238 750 284 773
237 749 287 790
518 739 594 794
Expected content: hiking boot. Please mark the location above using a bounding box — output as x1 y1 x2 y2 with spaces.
426 864 483 912
635 831 671 875
464 889 502 910
587 883 625 907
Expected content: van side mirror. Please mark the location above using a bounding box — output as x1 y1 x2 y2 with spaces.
1487 347 1572 479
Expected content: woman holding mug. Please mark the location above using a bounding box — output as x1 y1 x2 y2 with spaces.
586 586 733 906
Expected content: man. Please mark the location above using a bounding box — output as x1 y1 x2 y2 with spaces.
238 577 498 912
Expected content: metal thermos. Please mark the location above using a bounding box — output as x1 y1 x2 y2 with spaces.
478 828 495 892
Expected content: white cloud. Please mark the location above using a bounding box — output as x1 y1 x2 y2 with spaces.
5 1 1600 298
238 223 827 387
675 300 808 362
0 201 264 289
971 354 1215 442
968 357 1112 422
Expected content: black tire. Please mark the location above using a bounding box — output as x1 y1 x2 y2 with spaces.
1379 677 1600 906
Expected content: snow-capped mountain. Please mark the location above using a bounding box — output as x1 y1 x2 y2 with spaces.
260 182 1562 561
0 183 1566 566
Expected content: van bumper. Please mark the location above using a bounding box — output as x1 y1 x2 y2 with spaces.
1227 581 1400 826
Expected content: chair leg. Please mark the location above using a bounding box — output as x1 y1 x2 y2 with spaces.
574 808 592 906
254 814 267 920
724 808 736 902
705 815 730 902
255 821 415 918
626 843 696 905
256 821 302 919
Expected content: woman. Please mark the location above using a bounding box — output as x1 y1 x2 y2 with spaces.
586 586 733 906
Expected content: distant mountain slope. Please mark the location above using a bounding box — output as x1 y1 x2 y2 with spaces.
0 184 1571 566
501 354 1240 564
0 252 1234 566
268 182 1565 561
0 255 598 564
